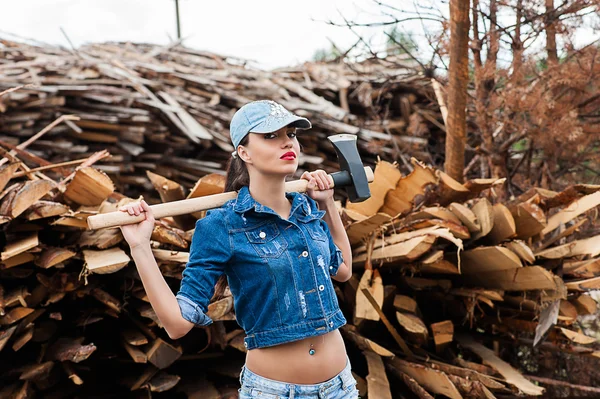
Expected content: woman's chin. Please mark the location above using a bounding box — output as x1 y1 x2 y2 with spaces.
277 164 298 176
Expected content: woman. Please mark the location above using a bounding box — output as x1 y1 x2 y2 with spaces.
119 100 359 398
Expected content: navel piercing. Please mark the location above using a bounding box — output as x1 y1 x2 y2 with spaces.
309 335 324 355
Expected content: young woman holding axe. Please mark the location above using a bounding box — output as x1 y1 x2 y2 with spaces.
119 100 359 398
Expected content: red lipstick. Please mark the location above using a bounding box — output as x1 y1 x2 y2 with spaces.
280 151 296 160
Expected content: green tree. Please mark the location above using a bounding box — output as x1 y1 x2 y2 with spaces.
312 44 342 62
384 26 418 56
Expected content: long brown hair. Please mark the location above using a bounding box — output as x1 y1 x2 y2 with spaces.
211 133 250 302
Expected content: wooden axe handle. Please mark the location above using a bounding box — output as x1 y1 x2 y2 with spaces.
87 166 374 230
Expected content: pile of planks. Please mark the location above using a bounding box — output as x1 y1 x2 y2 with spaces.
0 154 599 398
340 158 600 398
1 38 599 398
0 37 438 204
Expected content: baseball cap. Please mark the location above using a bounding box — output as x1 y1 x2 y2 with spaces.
229 100 312 158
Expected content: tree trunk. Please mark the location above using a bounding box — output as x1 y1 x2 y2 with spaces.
511 0 524 82
471 0 498 179
445 0 471 183
545 0 558 65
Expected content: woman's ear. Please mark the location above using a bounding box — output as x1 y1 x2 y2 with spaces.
238 146 252 164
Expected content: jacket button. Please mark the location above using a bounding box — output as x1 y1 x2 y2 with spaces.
259 231 266 239
330 321 334 327
244 342 248 347
302 251 308 257
319 285 325 291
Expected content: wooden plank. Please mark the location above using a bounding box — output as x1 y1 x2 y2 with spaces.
380 159 437 217
450 288 504 302
346 213 392 246
403 206 463 226
504 240 535 264
145 338 182 370
1 180 54 218
470 198 494 240
419 251 460 274
487 204 516 244
460 246 522 274
391 357 463 399
396 312 428 345
354 235 436 263
565 276 600 291
63 167 115 206
363 351 393 399
571 295 597 315
536 235 600 259
449 202 480 233
462 266 558 291
456 335 545 396
431 321 454 353
123 340 148 363
83 247 130 274
536 218 586 250
558 328 596 345
541 190 600 235
340 325 395 358
509 202 546 239
360 287 413 357
1 232 38 261
345 160 401 217
427 359 505 391
393 295 419 314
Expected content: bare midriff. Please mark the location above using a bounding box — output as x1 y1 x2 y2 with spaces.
244 329 348 384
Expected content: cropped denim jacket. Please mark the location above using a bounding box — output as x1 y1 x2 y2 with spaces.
175 185 347 350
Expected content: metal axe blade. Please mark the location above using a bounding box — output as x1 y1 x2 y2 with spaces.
327 134 371 203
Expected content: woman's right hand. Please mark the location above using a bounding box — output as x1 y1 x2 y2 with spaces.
118 199 155 249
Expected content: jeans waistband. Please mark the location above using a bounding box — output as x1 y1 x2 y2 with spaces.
239 355 353 395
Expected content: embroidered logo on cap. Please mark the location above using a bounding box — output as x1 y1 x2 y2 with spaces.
256 100 293 128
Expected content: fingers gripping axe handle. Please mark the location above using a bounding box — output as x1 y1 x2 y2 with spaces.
87 134 373 230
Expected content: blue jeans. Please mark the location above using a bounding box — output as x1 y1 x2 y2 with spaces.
238 355 359 398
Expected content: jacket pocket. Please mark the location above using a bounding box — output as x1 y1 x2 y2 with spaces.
245 222 288 258
303 219 328 242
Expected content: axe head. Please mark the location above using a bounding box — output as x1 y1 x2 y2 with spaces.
327 134 371 202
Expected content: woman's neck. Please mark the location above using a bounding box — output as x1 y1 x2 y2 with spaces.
248 177 292 219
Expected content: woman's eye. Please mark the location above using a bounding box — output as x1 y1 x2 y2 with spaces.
288 132 297 138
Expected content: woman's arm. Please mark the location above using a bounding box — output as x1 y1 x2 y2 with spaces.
318 198 352 282
130 243 195 339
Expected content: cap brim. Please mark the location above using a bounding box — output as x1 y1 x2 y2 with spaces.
250 115 311 133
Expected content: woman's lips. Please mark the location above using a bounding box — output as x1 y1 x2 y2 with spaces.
280 152 296 160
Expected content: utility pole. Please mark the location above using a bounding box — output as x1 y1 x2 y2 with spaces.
175 0 181 39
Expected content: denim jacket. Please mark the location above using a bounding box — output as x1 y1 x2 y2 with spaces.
175 185 347 350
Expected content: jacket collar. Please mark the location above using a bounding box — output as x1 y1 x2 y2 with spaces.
233 185 325 221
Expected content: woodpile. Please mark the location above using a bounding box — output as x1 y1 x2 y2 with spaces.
340 159 600 398
1 38 599 398
0 37 439 203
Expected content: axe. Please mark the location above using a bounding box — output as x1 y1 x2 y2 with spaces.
87 134 373 230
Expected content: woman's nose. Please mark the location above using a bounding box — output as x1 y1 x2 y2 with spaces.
282 136 294 146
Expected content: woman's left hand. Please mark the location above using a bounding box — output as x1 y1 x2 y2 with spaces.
301 170 334 204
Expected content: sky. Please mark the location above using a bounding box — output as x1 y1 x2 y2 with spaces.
0 0 437 70
2 1 599 72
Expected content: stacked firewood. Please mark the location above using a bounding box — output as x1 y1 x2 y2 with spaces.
1 153 599 397
1 38 600 398
0 37 438 204
339 158 600 398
